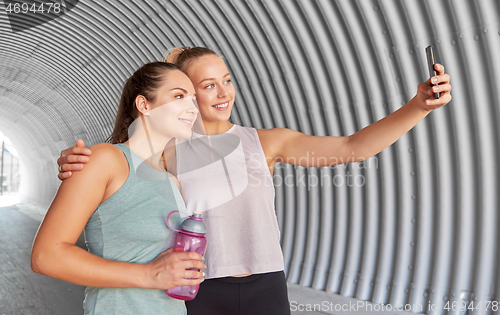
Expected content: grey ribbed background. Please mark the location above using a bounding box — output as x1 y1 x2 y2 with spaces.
1 1 499 314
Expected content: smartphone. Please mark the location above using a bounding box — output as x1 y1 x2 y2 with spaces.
425 45 440 99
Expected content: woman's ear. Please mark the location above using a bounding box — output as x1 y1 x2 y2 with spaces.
135 95 149 115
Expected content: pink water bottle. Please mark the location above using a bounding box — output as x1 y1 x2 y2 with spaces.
166 211 207 301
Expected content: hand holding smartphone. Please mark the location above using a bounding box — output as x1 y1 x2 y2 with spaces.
425 45 440 99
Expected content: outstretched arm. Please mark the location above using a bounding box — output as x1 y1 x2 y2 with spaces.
33 144 204 289
259 64 451 169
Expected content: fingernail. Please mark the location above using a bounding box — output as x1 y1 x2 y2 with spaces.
76 164 83 170
85 149 91 155
428 89 433 94
81 157 89 162
432 86 439 92
431 78 437 84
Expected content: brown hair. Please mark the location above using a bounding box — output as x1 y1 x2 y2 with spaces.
110 61 181 144
162 46 219 73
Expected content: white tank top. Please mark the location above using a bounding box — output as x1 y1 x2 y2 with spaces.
175 125 284 279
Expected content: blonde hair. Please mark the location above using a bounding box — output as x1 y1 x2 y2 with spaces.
162 46 220 73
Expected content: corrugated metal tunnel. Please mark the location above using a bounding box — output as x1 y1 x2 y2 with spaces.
1 0 499 314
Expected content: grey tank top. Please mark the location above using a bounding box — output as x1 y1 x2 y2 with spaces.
175 125 284 279
83 143 187 315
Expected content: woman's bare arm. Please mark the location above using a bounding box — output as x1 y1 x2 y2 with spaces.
258 64 451 170
33 143 204 289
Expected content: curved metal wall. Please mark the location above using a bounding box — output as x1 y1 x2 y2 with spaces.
1 0 499 313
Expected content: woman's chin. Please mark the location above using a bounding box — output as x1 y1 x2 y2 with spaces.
175 130 193 140
212 111 232 122
200 107 232 123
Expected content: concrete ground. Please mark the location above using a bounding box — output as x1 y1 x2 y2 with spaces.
0 196 410 315
0 197 86 315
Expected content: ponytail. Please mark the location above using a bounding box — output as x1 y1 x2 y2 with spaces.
162 47 186 63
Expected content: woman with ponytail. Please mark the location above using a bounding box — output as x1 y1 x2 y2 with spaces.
57 47 452 315
32 62 204 315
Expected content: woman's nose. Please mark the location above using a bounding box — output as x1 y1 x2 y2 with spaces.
187 99 199 114
217 85 229 98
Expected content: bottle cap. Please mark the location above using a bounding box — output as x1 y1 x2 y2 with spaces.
180 212 207 234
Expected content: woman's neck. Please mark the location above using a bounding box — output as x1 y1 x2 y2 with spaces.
125 130 171 172
201 120 234 135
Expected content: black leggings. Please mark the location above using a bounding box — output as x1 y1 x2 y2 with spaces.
185 271 291 315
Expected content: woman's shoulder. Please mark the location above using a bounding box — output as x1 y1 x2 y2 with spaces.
86 143 127 170
89 143 124 157
255 128 294 158
62 143 127 185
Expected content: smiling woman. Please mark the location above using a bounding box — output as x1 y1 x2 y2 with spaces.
162 46 448 315
31 62 204 315
166 47 236 133
57 45 452 315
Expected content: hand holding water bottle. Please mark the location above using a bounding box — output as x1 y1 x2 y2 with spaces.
166 211 208 300
145 247 205 290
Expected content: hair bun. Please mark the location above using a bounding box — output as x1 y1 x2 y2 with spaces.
162 46 219 71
